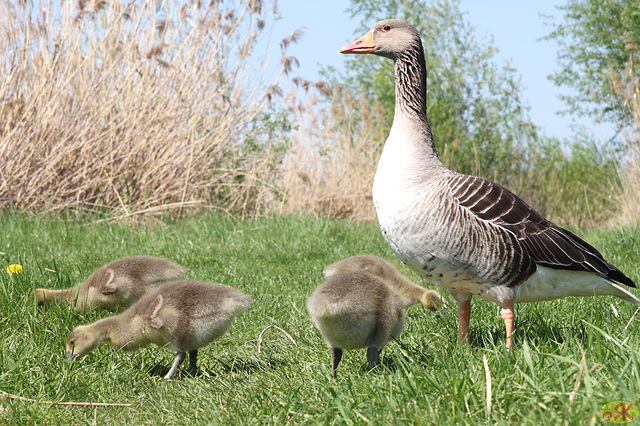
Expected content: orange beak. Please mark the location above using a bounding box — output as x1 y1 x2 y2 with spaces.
340 30 375 54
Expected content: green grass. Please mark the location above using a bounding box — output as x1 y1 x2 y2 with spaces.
0 213 639 424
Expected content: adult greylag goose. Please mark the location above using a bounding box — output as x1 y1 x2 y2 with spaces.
340 19 639 348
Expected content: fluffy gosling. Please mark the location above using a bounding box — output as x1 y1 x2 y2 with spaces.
324 254 441 310
34 255 186 312
65 280 253 378
308 270 418 376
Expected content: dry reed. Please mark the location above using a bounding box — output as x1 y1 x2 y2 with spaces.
271 83 386 220
0 0 298 217
607 46 640 225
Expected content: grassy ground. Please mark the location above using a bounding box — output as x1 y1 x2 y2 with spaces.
0 213 639 424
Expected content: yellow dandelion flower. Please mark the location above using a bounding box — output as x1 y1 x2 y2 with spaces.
6 264 23 274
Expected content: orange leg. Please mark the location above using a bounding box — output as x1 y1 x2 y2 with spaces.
501 305 515 349
457 299 471 344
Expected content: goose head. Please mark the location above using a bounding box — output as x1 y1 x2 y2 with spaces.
340 19 422 60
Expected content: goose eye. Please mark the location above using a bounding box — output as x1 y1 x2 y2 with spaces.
383 25 391 31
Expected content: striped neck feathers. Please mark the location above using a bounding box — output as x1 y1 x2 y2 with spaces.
392 43 439 160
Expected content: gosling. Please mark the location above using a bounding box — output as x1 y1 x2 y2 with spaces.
308 269 432 377
324 255 441 310
34 255 186 312
65 280 253 379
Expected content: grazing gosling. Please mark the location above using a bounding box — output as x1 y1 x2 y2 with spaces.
308 268 433 377
65 280 253 379
324 255 441 310
34 256 186 312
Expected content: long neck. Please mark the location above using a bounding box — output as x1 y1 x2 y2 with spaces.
85 316 115 345
93 314 131 349
392 44 440 161
382 272 441 311
385 272 425 302
36 283 88 305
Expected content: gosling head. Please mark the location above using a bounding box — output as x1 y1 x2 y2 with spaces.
65 325 101 360
420 290 442 311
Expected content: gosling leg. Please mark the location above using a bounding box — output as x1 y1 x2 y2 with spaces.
187 350 198 377
366 346 379 370
165 351 186 379
330 347 342 377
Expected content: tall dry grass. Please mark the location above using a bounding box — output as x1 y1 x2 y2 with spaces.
0 0 299 218
620 146 640 224
608 46 640 224
272 83 387 220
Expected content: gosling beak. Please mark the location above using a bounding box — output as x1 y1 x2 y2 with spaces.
65 351 75 361
340 30 375 54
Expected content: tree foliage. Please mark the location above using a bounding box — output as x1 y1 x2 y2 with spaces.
544 0 640 128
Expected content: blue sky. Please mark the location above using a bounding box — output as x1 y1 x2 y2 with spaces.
270 0 611 142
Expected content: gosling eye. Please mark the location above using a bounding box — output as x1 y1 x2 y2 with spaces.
383 25 391 31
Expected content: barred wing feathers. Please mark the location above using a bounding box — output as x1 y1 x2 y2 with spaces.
448 174 636 288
